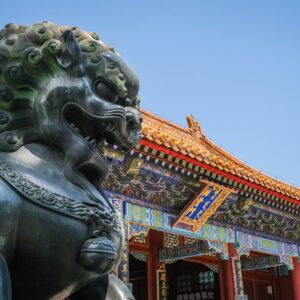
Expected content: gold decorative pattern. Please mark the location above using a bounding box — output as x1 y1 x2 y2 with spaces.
163 233 180 248
184 236 198 245
173 181 234 233
126 158 143 176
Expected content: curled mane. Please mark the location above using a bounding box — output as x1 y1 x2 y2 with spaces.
0 21 128 151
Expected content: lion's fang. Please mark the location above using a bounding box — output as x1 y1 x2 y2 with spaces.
89 139 96 148
106 123 115 132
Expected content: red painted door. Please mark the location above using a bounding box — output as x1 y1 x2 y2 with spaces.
254 281 276 300
244 279 255 300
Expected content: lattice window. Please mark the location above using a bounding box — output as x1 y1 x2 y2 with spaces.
164 233 179 248
132 235 147 244
176 273 192 293
184 236 198 245
198 271 215 291
131 253 147 262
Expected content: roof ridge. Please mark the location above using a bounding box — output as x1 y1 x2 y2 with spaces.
140 109 300 201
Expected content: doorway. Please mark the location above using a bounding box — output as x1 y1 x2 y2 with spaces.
129 253 148 300
166 260 220 300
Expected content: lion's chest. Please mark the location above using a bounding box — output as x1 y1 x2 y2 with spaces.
11 199 97 300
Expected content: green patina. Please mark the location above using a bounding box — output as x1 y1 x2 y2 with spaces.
0 21 129 151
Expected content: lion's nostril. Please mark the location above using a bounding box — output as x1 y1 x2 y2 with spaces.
125 107 142 132
127 115 141 131
128 120 140 131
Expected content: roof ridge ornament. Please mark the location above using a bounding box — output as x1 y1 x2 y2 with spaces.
186 114 203 138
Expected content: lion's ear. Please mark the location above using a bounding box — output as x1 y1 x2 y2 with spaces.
59 30 84 77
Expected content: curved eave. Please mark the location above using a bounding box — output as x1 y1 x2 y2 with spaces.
140 109 300 204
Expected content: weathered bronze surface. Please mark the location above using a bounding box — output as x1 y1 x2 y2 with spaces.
0 21 142 300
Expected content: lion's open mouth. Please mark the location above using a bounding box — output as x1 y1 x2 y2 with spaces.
63 104 106 151
62 103 138 154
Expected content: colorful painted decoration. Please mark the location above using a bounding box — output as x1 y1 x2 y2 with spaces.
164 233 180 248
204 240 229 260
126 158 143 175
122 201 299 258
103 158 201 210
236 231 299 257
128 222 149 240
173 181 234 233
119 250 130 284
241 255 294 271
232 255 245 297
156 264 167 300
123 201 235 243
159 240 228 263
103 147 125 161
159 241 210 263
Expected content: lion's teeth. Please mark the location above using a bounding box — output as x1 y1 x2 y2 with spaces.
106 123 115 132
86 136 92 142
89 139 96 148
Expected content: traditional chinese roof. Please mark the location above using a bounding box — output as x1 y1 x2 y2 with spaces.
140 109 300 207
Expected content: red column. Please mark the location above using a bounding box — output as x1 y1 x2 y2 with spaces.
218 260 227 300
147 230 163 300
221 243 236 300
292 257 300 300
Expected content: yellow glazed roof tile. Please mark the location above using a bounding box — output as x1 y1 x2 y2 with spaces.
141 109 300 203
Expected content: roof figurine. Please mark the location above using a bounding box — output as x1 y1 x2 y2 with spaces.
187 114 204 138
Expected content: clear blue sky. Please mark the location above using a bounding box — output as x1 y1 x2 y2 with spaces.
1 1 299 186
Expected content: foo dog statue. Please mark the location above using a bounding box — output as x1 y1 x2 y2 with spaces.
0 21 142 299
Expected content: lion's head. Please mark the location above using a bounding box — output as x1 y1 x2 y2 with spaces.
0 21 142 195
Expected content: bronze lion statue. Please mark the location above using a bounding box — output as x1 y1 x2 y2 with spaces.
0 21 142 299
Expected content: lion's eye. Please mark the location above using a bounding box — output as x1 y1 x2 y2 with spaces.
94 81 118 103
124 98 133 107
117 97 133 107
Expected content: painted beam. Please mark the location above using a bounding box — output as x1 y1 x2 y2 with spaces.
241 255 294 271
118 200 299 259
159 242 210 263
